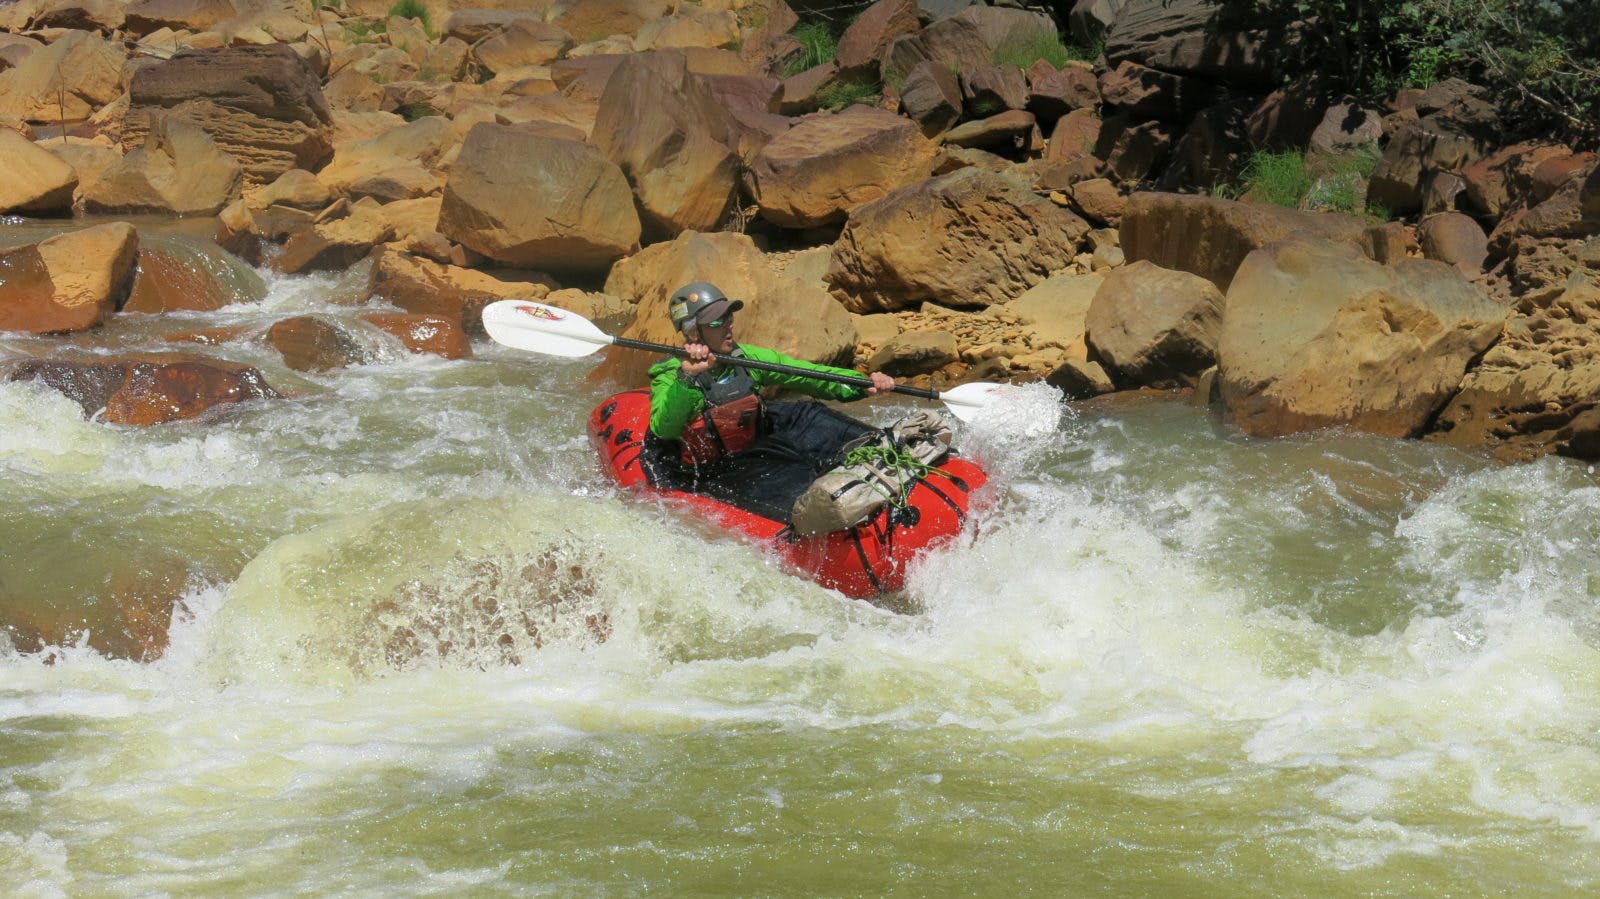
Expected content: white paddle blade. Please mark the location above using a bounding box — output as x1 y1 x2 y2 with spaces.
481 300 614 358
937 381 1007 422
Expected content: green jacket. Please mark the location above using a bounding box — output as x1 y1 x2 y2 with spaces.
648 344 869 439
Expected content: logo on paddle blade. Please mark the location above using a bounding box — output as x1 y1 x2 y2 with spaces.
517 304 564 321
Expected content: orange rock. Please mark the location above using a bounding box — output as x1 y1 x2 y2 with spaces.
1 562 186 662
0 223 139 334
359 312 472 359
5 352 278 425
124 245 236 313
266 315 363 372
161 325 253 345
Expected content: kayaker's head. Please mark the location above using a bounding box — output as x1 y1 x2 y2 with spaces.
670 282 743 354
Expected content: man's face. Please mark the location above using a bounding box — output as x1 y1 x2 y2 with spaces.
696 313 736 354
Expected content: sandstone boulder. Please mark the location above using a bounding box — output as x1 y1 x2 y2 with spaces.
1120 192 1368 291
1428 270 1600 461
1218 238 1505 438
443 9 544 44
124 45 334 187
80 115 243 215
1416 212 1488 276
883 5 1054 86
1102 0 1282 85
124 235 266 313
365 247 559 334
1085 260 1222 388
1004 271 1101 358
942 109 1035 151
868 330 958 375
1026 61 1099 122
1099 59 1216 120
316 115 452 202
836 0 919 79
3 351 275 425
962 64 1027 113
634 8 740 51
124 0 234 35
596 230 857 388
0 30 123 122
0 223 138 334
1098 116 1178 183
828 167 1090 312
271 198 394 274
1366 114 1490 217
252 168 331 211
268 315 372 372
474 20 575 74
31 0 123 31
590 53 739 237
0 130 76 214
552 0 671 42
898 61 962 136
1461 142 1575 218
358 312 473 360
750 106 937 229
438 123 641 272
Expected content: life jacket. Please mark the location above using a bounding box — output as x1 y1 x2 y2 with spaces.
679 361 762 465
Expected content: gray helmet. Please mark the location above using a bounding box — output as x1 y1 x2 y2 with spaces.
669 282 744 334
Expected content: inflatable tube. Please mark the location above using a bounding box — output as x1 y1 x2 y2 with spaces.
588 390 987 598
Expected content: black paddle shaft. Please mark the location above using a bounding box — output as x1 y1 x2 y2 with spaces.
611 335 942 400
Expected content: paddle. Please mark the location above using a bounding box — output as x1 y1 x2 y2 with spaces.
481 299 1004 422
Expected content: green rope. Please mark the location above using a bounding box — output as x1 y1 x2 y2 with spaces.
839 441 949 511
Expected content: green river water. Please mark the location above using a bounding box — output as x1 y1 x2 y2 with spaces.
4 247 1600 896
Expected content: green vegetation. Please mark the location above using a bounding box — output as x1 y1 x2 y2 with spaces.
1225 143 1387 217
991 31 1097 70
344 18 386 42
396 101 442 121
1210 0 1600 147
816 80 880 112
387 0 429 26
781 20 839 78
1235 150 1315 208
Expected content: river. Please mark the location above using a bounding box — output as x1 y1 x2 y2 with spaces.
4 245 1600 896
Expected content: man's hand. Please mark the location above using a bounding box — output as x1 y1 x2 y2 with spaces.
680 341 714 377
866 371 895 395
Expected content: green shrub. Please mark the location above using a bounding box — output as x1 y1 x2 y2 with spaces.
817 80 880 112
396 101 441 121
1238 150 1314 208
387 0 428 25
992 30 1083 70
780 21 838 78
1209 0 1600 147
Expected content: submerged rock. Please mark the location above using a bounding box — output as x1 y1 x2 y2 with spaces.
3 351 277 425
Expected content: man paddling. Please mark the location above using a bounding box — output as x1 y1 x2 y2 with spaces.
646 282 895 520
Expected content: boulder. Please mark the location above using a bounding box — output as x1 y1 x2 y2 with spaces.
1026 61 1099 122
1366 114 1490 217
80 115 242 215
828 167 1091 312
1218 238 1505 438
1416 212 1488 276
267 315 371 372
1428 272 1600 461
595 230 857 388
252 168 331 210
315 115 452 202
1120 192 1369 291
271 201 392 274
0 30 123 123
1102 0 1282 85
590 53 739 237
473 20 575 74
749 105 938 229
358 312 473 360
31 0 123 31
438 123 641 272
1097 116 1177 184
899 61 962 136
1085 260 1222 388
124 45 334 187
1004 271 1101 358
1157 97 1254 192
962 64 1027 114
1098 59 1217 120
696 72 788 159
1047 107 1101 161
124 236 265 313
868 330 958 375
0 129 76 214
365 247 559 334
124 0 235 35
552 0 671 42
941 109 1035 151
883 5 1055 86
47 140 120 200
777 62 838 116
1069 177 1124 226
836 0 919 79
634 8 740 51
443 9 544 44
1488 161 1600 249
0 558 188 661
0 34 41 72
1307 103 1382 162
1362 221 1420 265
0 223 139 334
3 351 275 425
1461 142 1576 217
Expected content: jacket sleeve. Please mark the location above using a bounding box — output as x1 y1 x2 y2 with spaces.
648 357 705 439
742 345 870 402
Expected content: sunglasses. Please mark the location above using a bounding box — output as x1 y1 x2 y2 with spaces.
700 313 733 329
